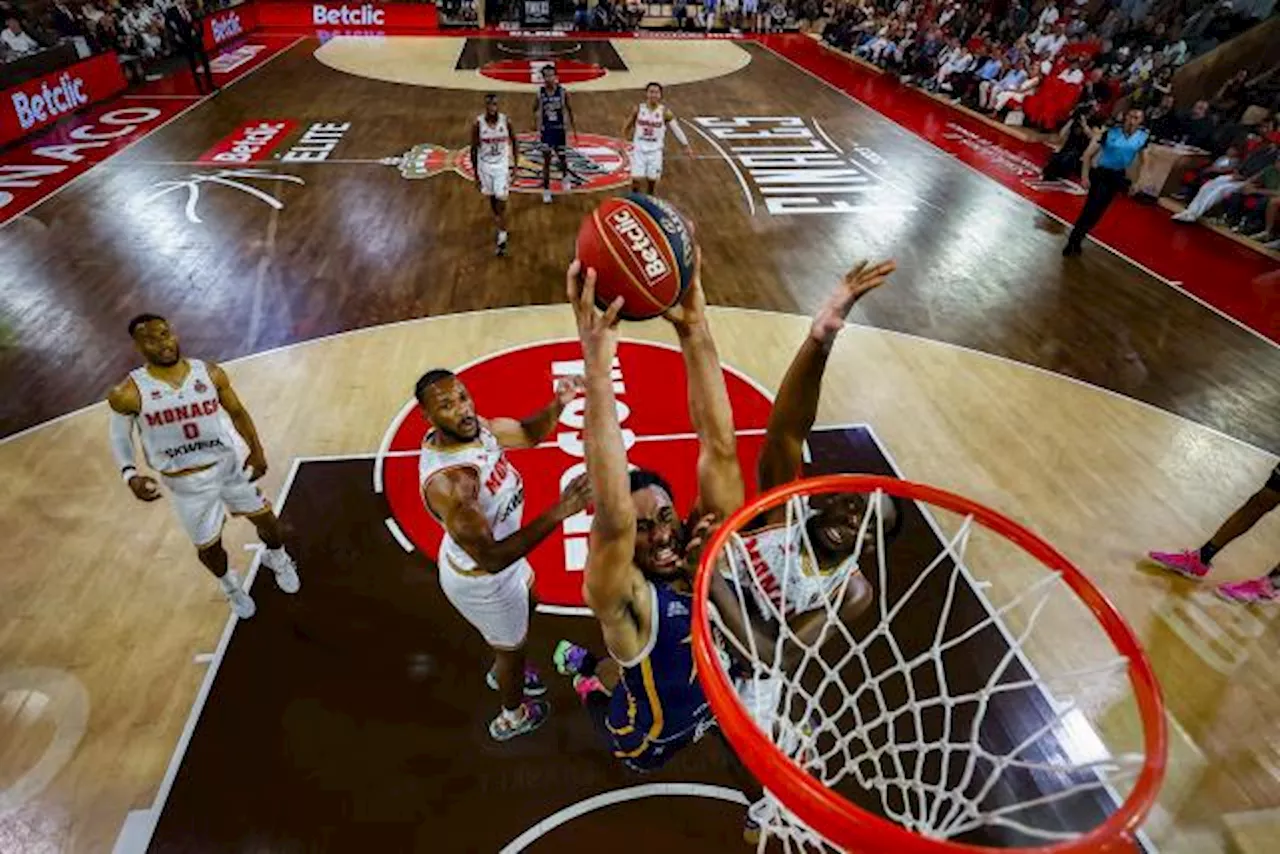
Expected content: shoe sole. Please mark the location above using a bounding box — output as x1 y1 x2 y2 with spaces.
1149 560 1206 581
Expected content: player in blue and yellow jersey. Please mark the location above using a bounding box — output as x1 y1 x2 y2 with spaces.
558 251 740 772
534 64 576 205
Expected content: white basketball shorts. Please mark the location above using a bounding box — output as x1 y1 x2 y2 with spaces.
478 162 510 199
164 452 269 547
438 542 534 650
630 146 663 181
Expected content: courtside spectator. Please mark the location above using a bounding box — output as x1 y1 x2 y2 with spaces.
2 16 40 56
1173 132 1278 223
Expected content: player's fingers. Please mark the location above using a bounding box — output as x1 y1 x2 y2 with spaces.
602 295 625 328
868 259 897 279
566 259 582 303
844 260 868 285
581 267 599 313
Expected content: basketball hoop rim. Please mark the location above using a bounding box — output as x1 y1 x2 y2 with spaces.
691 473 1168 854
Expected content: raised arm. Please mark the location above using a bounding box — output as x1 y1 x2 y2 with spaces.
567 262 640 627
757 260 895 499
662 251 744 520
487 376 584 449
426 467 589 575
209 362 268 481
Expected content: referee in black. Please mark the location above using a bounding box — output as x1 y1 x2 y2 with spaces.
165 0 217 95
1063 107 1149 257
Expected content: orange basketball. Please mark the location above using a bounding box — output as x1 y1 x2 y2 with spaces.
575 194 696 321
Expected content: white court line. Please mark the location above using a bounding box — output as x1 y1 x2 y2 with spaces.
384 517 414 553
192 653 214 664
758 40 1278 351
687 121 757 216
0 36 305 232
859 422 1159 853
499 783 748 853
535 604 593 617
113 456 303 854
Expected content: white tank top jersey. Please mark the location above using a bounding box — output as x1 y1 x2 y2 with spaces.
729 520 855 619
476 113 511 168
130 359 235 474
419 425 526 573
633 103 667 151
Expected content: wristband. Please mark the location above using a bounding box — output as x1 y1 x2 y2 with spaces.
122 466 138 484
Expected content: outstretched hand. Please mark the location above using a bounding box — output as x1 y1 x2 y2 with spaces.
661 245 706 333
567 259 623 362
809 259 896 348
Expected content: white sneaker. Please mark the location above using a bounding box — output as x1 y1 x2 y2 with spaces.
488 699 549 742
542 189 552 204
225 585 257 619
1171 211 1196 223
261 548 300 594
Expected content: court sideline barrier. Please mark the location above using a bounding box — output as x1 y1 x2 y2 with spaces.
0 52 127 148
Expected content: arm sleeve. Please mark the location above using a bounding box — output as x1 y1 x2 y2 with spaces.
109 410 138 471
667 118 689 146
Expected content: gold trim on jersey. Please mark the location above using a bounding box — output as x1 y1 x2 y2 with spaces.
442 553 492 578
610 657 667 757
161 461 218 478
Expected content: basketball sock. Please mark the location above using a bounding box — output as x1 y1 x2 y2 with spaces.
1199 542 1220 564
498 230 508 243
217 573 239 594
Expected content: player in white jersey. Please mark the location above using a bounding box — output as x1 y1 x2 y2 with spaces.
701 259 900 842
622 82 693 195
470 93 518 257
730 258 899 619
106 314 299 620
415 368 591 742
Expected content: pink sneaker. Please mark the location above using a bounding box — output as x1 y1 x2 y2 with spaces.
1147 550 1210 580
1215 576 1280 604
572 674 606 703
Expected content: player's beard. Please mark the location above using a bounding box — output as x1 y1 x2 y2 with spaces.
437 417 479 443
150 346 181 367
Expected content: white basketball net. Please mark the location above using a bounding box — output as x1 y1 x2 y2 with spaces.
708 489 1147 853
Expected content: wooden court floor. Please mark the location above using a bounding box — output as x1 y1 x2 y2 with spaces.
1 35 1279 854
